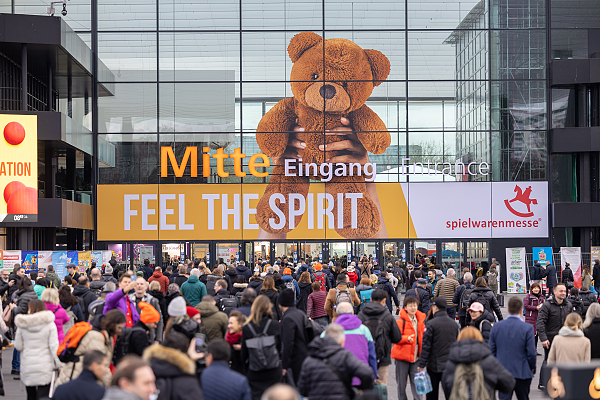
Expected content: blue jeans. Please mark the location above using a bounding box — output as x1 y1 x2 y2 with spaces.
12 348 19 371
447 307 457 320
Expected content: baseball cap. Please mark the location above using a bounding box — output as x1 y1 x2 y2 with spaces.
467 302 484 313
432 297 447 309
416 278 427 285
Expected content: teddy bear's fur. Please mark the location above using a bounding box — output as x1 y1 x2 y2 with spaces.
255 31 391 238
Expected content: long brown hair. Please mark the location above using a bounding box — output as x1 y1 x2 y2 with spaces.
261 277 276 291
299 271 311 283
246 295 272 325
28 299 46 314
458 326 483 342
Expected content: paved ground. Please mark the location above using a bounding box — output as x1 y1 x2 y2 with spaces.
1 293 549 399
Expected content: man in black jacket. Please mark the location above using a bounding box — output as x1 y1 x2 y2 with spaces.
298 323 374 400
279 288 309 385
52 350 108 400
453 272 474 328
358 289 401 386
73 277 99 321
418 297 459 400
375 271 400 314
405 278 431 314
540 262 557 296
536 283 572 390
593 260 600 294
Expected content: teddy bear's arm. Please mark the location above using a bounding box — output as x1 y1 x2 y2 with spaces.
256 97 297 158
350 105 391 155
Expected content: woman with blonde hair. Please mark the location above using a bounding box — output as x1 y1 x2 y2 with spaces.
442 327 515 399
549 312 591 363
584 303 600 359
241 295 282 400
40 288 70 343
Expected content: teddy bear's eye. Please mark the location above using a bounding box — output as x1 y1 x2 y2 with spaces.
342 82 348 88
312 73 319 80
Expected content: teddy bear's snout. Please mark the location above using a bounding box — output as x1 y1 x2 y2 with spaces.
319 85 336 100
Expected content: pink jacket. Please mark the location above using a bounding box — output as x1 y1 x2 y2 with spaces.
44 302 70 343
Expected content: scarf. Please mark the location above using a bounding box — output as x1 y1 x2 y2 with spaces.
226 331 242 346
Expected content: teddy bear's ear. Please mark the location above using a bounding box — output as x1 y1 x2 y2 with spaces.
364 49 390 87
288 32 323 63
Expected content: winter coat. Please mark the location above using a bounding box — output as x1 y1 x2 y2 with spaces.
143 344 203 400
536 297 573 342
569 295 584 317
580 290 598 315
486 268 499 293
248 278 263 293
355 284 372 300
202 360 251 400
172 318 203 340
181 275 207 307
15 311 62 387
100 274 117 284
259 288 282 320
196 301 228 342
232 301 252 317
236 265 252 280
405 286 431 314
441 339 515 399
281 306 310 384
127 320 152 356
531 264 541 281
307 290 328 320
561 267 574 286
583 270 593 289
34 284 46 299
148 290 167 320
169 272 186 285
392 308 426 363
358 302 402 367
47 272 63 288
12 288 38 317
418 311 459 373
329 313 378 384
594 263 600 287
281 274 300 299
324 283 361 319
489 316 537 380
374 277 399 312
548 327 591 363
44 302 70 343
89 280 106 295
470 310 495 343
453 282 475 317
347 271 359 286
52 368 106 400
73 285 99 321
298 336 374 400
314 271 331 291
142 265 154 281
434 277 460 308
225 268 239 283
542 264 558 288
297 282 313 313
231 282 248 297
584 318 600 359
103 288 140 325
523 292 544 335
148 271 169 294
468 286 503 321
166 291 192 311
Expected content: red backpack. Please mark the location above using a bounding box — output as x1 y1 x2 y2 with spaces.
314 274 326 291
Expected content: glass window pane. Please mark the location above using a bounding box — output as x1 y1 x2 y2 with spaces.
491 80 546 131
408 0 488 30
98 134 158 184
159 0 239 30
491 30 546 80
551 0 600 29
98 0 156 31
325 0 404 30
491 0 545 29
551 29 588 59
98 33 157 82
98 83 158 133
242 0 322 30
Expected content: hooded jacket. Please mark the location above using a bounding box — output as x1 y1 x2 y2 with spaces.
143 344 203 400
536 297 573 342
15 311 62 387
281 274 300 299
281 306 309 384
470 310 495 343
329 313 378 384
73 285 99 321
12 287 38 317
236 264 252 280
358 302 402 366
231 282 247 297
298 337 374 400
44 302 70 343
441 339 515 399
468 286 503 321
548 326 591 363
297 281 313 313
103 288 140 325
100 274 117 284
248 277 263 293
181 275 207 307
196 301 228 342
581 290 598 315
569 295 584 317
89 280 106 295
225 268 239 283
374 277 399 312
324 283 361 319
523 292 544 334
47 272 62 288
149 271 170 294
259 287 282 320
391 308 426 363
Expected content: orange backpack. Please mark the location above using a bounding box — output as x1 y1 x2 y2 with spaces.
57 321 92 363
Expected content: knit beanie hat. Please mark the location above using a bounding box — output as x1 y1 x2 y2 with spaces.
139 301 160 324
187 306 200 319
314 263 322 271
168 296 187 317
283 268 292 275
278 288 296 307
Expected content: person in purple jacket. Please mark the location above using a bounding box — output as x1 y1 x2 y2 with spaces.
321 301 378 385
103 274 139 327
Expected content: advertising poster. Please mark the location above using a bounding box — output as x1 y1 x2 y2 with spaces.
532 247 553 265
91 251 103 266
592 247 600 264
3 250 20 269
37 251 53 271
52 251 69 279
506 247 527 294
66 251 78 269
139 246 153 263
21 251 38 272
0 115 38 223
561 247 582 289
78 251 91 273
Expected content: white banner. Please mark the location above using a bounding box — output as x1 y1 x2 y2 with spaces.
2 250 20 268
103 251 113 266
404 181 548 239
506 247 527 294
560 247 582 288
37 251 53 270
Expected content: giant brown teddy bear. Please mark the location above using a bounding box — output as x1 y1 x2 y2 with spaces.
256 31 391 239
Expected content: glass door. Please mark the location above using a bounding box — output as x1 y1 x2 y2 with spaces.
440 242 464 278
383 241 406 267
162 243 183 266
191 243 209 265
412 240 436 266
216 242 239 265
274 242 296 264
300 242 323 263
329 242 351 267
252 241 270 264
355 242 377 264
467 241 489 277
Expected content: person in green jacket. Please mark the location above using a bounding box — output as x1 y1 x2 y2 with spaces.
46 265 62 289
181 271 207 307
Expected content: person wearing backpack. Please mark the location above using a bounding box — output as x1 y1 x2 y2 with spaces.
374 271 400 314
59 286 85 334
313 264 331 291
240 295 282 400
181 270 207 307
358 289 402 387
466 302 494 343
356 277 374 307
120 301 160 358
489 296 536 400
468 277 503 323
486 265 499 295
324 273 361 320
453 272 475 329
281 268 300 304
405 278 431 315
442 327 515 400
279 288 310 386
196 296 228 342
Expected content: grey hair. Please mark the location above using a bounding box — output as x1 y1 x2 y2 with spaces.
190 268 201 277
446 268 455 277
40 288 59 305
104 282 116 293
464 272 473 282
267 266 274 274
260 384 300 400
336 302 354 315
168 283 180 294
584 303 600 329
325 323 345 345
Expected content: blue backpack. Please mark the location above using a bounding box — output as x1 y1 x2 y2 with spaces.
360 289 374 304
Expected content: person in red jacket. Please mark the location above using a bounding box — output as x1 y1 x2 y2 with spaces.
392 296 426 400
148 267 169 294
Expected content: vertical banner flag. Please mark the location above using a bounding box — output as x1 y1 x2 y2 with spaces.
53 251 69 279
21 251 37 272
591 247 600 264
561 247 582 289
506 247 527 293
37 251 53 271
532 247 553 266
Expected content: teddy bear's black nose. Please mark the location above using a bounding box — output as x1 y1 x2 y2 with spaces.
319 85 336 100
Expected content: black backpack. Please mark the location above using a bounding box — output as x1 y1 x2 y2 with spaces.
469 291 491 313
364 317 386 364
113 326 146 365
220 296 240 316
460 287 474 310
245 320 279 371
206 275 220 296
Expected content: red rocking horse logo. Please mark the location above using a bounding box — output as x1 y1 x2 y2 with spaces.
505 185 538 218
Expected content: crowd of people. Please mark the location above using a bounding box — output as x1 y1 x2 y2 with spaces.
0 255 599 400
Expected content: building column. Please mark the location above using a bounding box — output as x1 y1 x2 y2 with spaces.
21 44 27 111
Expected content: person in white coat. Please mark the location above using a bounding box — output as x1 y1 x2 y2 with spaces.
15 299 62 400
